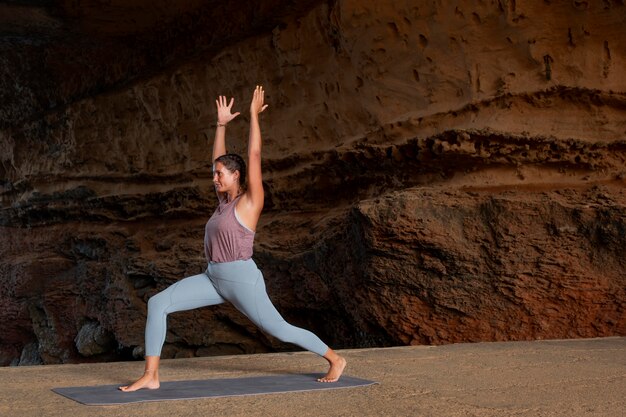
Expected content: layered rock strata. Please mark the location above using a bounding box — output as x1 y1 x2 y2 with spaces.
1 0 625 365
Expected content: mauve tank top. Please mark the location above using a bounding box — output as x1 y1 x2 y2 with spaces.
204 195 255 263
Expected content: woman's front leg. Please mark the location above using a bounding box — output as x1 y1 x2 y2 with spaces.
120 272 224 392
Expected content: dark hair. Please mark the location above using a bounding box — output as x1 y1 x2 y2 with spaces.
215 153 246 188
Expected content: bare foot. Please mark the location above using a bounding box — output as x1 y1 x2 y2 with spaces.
119 370 160 392
317 355 346 383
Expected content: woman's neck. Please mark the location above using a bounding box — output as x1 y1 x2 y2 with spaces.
226 188 241 203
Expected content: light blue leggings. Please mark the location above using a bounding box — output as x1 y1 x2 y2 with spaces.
144 259 329 357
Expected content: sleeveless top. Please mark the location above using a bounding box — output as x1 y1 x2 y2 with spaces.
204 195 255 263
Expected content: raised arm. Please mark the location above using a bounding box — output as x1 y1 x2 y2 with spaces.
244 86 268 212
213 96 240 161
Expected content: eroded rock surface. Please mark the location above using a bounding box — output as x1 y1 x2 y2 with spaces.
1 0 625 365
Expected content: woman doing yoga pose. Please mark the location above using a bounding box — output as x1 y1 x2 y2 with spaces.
120 86 346 391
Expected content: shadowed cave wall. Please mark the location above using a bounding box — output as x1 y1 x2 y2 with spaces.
1 0 625 365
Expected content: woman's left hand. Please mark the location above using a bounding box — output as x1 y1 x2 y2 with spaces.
250 85 269 115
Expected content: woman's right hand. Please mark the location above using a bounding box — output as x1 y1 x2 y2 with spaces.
216 96 240 125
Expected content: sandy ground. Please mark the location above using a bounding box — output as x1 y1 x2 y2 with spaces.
0 337 624 417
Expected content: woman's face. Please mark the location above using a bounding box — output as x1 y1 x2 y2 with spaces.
213 161 239 193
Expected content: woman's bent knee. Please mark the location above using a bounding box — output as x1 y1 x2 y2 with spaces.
147 292 169 314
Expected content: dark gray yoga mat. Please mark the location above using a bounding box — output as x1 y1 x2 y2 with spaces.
52 374 377 405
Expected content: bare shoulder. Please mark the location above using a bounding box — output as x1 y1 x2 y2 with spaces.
235 193 261 231
238 192 263 213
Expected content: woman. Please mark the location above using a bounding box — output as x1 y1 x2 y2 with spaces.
120 86 346 392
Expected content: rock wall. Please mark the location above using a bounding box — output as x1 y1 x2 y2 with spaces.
1 0 625 365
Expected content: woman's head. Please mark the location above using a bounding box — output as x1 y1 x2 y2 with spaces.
213 153 246 192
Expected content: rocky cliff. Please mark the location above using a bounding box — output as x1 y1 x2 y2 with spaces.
1 0 625 365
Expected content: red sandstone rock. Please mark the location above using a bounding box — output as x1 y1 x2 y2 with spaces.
0 1 625 365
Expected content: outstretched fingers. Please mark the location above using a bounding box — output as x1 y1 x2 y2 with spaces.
251 85 268 114
216 95 232 109
216 95 240 124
